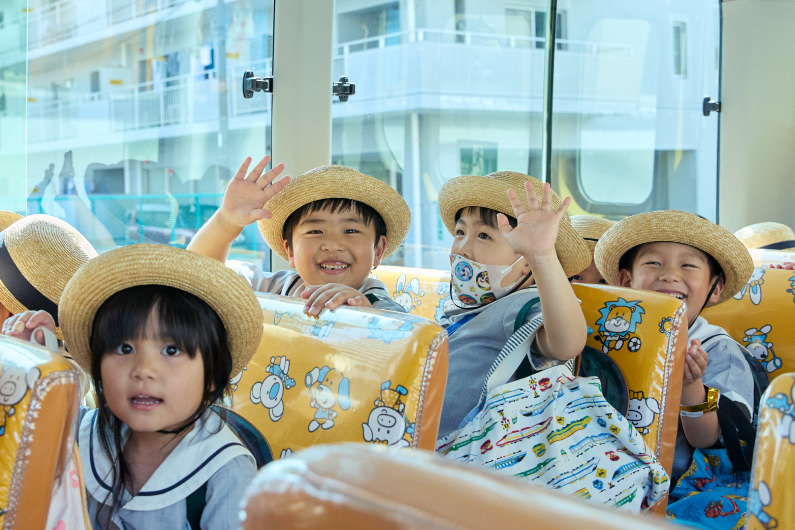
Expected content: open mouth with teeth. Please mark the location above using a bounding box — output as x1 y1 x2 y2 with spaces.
319 261 350 272
130 394 163 408
658 290 686 300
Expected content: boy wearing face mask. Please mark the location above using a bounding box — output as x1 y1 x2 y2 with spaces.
436 172 591 437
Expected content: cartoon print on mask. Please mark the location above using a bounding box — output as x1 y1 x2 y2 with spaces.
765 376 795 444
250 356 296 422
362 381 415 447
743 325 783 374
305 366 351 432
734 268 765 305
0 366 40 436
627 390 659 435
593 298 645 354
393 274 424 313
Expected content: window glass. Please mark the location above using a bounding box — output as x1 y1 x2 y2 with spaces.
332 0 720 270
5 0 274 262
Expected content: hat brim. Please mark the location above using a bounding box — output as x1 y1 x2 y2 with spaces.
258 166 410 261
59 244 263 377
594 211 753 305
0 211 22 232
438 173 591 278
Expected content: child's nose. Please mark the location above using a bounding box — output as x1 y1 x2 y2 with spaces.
131 353 157 380
320 235 344 251
658 265 680 281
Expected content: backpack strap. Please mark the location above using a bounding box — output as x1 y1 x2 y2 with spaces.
186 482 207 530
513 297 540 333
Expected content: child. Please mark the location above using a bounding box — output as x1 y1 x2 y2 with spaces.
0 213 97 335
4 244 264 529
734 221 795 269
593 210 757 524
570 214 615 284
188 157 410 314
436 171 591 437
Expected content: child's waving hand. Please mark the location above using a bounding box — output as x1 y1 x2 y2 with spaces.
220 155 290 228
496 181 569 264
2 310 56 347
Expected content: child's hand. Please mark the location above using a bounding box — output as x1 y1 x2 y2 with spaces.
2 310 57 346
766 262 795 270
683 338 709 387
497 181 569 265
301 284 371 316
220 156 289 228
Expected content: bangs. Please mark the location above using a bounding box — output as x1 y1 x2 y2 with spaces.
455 206 517 229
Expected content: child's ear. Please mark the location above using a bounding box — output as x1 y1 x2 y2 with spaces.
372 235 387 268
708 275 725 304
617 268 633 288
283 240 296 268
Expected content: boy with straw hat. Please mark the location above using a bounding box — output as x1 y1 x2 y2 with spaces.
435 171 590 437
570 214 615 285
594 210 760 524
189 156 410 315
734 221 795 252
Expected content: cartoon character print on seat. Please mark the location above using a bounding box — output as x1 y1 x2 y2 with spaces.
593 298 645 354
0 365 40 436
392 274 424 314
626 390 660 436
735 268 765 305
744 326 783 374
306 366 351 432
250 356 296 422
362 381 415 447
746 373 795 530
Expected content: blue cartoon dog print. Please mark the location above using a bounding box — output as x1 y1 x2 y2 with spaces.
593 298 645 354
305 366 351 432
362 381 415 447
250 356 295 422
743 325 783 374
765 377 795 444
734 268 765 305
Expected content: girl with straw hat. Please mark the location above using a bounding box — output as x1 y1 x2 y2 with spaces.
594 210 761 528
434 171 590 437
570 214 615 285
188 156 410 315
4 244 263 529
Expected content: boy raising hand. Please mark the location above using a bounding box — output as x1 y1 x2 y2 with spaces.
189 158 410 314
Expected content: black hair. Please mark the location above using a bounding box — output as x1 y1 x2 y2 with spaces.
282 198 387 252
89 284 231 522
618 243 724 279
454 206 518 229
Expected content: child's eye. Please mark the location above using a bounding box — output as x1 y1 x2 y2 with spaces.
643 260 661 266
477 232 491 240
571 274 582 280
161 345 182 357
454 229 465 237
344 228 360 234
114 343 134 355
306 229 323 235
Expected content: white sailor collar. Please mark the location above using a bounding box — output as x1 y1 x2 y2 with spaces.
79 408 254 511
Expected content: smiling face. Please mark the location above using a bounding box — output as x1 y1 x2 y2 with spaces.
99 312 206 435
451 208 530 279
284 206 387 289
618 242 724 326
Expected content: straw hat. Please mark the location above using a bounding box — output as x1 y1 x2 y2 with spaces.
594 210 753 304
259 165 411 261
0 211 23 231
438 171 591 277
0 214 98 337
734 222 795 252
59 244 263 377
570 215 616 253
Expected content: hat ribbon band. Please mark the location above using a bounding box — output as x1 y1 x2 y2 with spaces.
760 240 795 250
0 231 60 325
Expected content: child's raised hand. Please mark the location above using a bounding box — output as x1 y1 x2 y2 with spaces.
301 284 371 316
2 310 57 347
683 338 709 387
497 181 568 264
220 156 289 227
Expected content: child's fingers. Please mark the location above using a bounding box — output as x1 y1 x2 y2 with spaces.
496 212 512 234
506 188 527 217
256 163 285 188
246 156 272 181
540 182 553 211
301 286 318 299
262 175 290 201
325 291 362 310
525 181 540 210
233 157 253 181
556 196 571 219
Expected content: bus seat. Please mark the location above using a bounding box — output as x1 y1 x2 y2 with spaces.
230 293 448 459
746 372 795 530
370 265 453 323
572 283 686 512
703 267 795 381
239 443 676 529
0 335 85 529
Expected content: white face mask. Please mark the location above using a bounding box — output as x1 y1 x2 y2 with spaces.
449 254 529 308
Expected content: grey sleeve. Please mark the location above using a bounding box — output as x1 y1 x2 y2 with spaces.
225 260 291 294
361 278 408 312
201 455 257 530
702 337 755 416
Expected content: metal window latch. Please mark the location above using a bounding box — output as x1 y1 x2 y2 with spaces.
702 96 721 116
242 70 273 99
333 76 355 102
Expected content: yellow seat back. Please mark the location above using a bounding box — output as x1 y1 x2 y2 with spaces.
746 372 795 529
231 293 448 458
0 336 81 529
371 265 452 323
703 267 795 380
240 443 676 529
